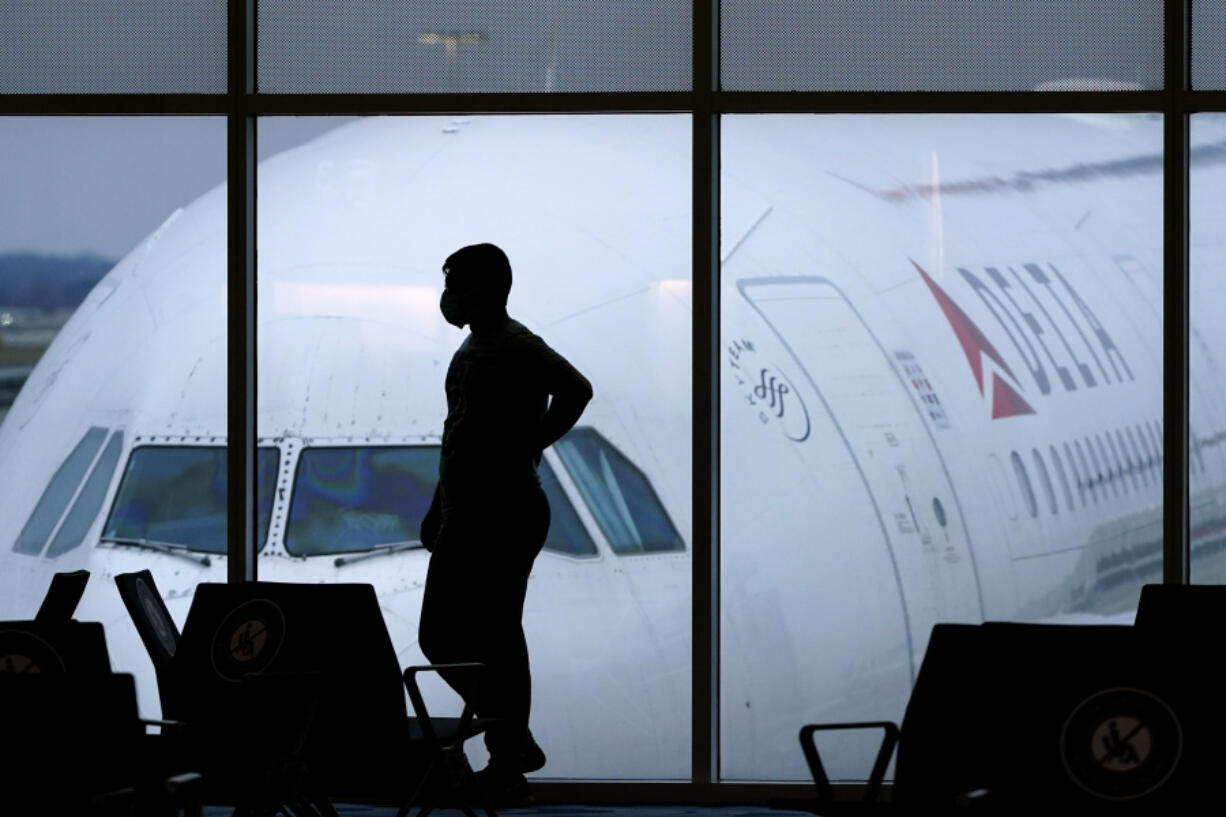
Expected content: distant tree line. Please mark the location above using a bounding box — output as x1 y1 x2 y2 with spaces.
0 253 113 309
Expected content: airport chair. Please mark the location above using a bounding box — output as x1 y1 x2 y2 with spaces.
35 568 90 622
1 674 206 817
0 617 112 676
771 624 990 815
777 622 1216 815
178 582 497 815
114 571 335 817
0 616 204 816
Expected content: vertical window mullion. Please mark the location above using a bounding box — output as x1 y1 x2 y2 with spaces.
693 0 720 785
227 0 258 582
1163 0 1190 583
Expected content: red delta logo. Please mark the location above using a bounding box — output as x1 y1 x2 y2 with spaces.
912 258 1135 421
914 260 1035 419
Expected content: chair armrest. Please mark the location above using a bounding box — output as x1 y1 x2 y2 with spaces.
403 663 487 747
799 720 899 804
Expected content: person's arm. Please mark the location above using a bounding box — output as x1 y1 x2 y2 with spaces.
527 336 593 453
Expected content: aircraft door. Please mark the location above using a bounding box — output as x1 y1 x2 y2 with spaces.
737 276 983 666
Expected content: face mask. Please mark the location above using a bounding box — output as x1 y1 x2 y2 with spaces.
439 289 468 328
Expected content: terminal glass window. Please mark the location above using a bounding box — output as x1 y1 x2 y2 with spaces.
256 115 691 779
259 0 691 93
0 1 226 93
1189 114 1226 583
720 113 1162 780
721 0 1162 91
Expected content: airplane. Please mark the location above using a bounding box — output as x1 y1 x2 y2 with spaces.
1 112 1224 783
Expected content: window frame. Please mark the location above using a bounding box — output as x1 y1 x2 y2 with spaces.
0 0 1197 796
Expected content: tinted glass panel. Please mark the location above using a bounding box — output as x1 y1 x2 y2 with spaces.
1190 115 1226 582
555 428 684 555
286 447 437 556
540 459 598 557
721 114 1161 780
721 0 1162 91
13 427 107 555
1194 1 1226 89
259 1 690 93
256 115 691 780
0 2 226 92
46 432 123 557
103 447 278 554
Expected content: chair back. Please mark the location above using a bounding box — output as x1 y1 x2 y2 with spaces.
904 622 1208 813
35 569 90 622
894 624 992 805
114 569 180 674
1135 582 1226 630
177 581 408 797
0 620 111 676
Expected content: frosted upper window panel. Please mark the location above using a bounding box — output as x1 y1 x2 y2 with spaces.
721 0 1162 91
259 0 691 93
0 1 226 93
1194 1 1226 89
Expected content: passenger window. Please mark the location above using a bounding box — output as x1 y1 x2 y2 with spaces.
1011 451 1038 519
47 432 124 558
554 427 684 554
13 427 107 555
285 446 438 557
1074 440 1099 503
1103 432 1129 494
1124 427 1147 488
1148 420 1163 460
539 460 598 557
1049 445 1075 513
104 446 278 554
1064 442 1087 507
1135 423 1156 476
1093 435 1119 497
1031 448 1058 516
1115 429 1140 491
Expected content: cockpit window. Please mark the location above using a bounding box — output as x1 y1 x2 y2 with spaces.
285 445 600 558
554 428 683 554
46 432 124 558
539 459 598 557
103 446 279 554
285 446 438 557
14 427 108 555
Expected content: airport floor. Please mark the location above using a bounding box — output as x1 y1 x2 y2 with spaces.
200 806 811 817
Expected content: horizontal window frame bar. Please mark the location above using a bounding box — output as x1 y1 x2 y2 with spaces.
5 90 1226 116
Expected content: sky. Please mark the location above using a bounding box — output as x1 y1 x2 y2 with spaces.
0 117 358 259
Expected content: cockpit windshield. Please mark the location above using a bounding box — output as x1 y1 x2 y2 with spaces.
285 445 599 558
103 446 279 554
285 446 438 557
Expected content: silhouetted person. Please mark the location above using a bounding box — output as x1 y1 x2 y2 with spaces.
417 243 592 804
